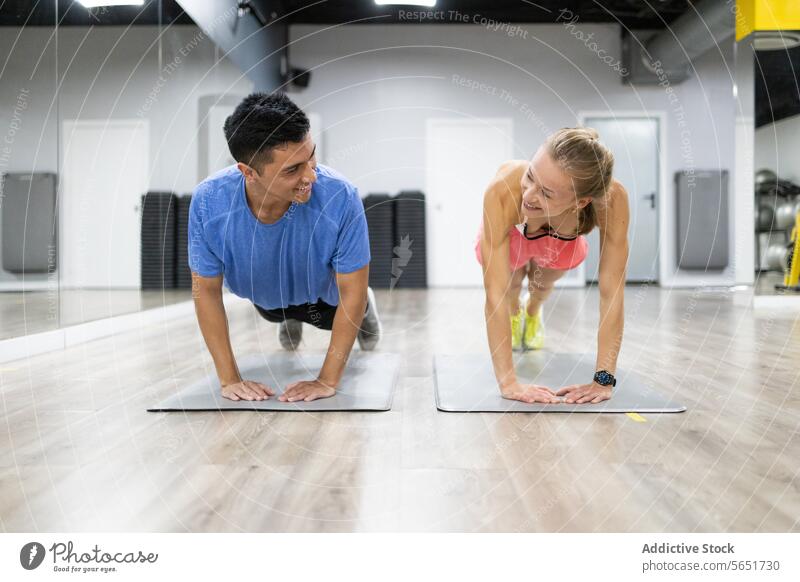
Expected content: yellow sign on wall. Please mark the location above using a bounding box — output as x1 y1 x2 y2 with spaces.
736 0 800 41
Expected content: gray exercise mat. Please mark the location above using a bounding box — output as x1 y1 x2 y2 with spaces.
434 353 686 413
148 352 400 412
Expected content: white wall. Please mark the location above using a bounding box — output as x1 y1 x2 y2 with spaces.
289 23 739 287
0 25 254 287
755 114 800 183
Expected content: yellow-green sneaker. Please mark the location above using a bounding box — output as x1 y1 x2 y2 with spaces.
510 307 524 351
523 307 545 350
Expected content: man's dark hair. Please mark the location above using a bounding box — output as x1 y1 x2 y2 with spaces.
223 91 310 169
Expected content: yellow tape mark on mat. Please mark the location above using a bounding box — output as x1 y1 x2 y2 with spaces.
0 367 18 372
626 412 647 422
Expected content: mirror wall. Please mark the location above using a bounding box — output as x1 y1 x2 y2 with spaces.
0 6 58 339
0 0 253 341
753 39 800 295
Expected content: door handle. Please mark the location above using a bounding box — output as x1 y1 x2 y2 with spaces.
643 192 656 209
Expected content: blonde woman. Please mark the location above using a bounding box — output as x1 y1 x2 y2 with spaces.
475 127 629 404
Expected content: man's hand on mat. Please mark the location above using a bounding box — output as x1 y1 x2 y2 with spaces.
501 382 561 404
221 380 276 401
278 379 336 402
556 382 612 404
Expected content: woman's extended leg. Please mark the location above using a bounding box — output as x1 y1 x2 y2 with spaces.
504 264 528 350
522 260 568 350
525 260 567 316
508 264 528 315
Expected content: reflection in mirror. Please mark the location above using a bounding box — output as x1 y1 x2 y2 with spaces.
0 7 58 340
0 0 253 341
753 37 800 295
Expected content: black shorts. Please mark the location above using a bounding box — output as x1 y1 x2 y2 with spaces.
254 300 339 330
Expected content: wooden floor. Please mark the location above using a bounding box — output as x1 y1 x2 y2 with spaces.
1 286 798 532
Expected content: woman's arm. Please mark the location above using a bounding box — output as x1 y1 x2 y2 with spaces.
556 181 630 404
480 181 517 390
480 167 561 404
595 181 630 376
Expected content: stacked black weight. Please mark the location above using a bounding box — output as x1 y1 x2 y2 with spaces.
175 195 193 289
140 191 177 290
392 190 427 288
362 193 395 288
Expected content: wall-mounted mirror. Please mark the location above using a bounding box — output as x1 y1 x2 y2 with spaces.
753 38 800 295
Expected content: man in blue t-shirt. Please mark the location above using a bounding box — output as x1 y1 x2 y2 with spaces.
189 92 381 403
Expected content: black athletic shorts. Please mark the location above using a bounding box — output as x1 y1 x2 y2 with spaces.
254 300 338 331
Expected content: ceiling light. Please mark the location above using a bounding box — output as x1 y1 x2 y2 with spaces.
375 1 437 7
753 31 800 51
77 0 145 8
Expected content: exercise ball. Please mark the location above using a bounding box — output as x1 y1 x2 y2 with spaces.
757 203 775 230
765 243 788 271
775 201 796 230
755 168 778 186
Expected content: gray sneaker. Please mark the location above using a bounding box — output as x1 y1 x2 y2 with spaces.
278 319 303 350
357 287 382 351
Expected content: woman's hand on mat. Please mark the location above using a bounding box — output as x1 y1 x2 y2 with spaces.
220 379 276 401
278 379 336 402
501 382 561 404
556 382 612 404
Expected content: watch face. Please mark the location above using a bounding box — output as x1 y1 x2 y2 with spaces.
596 371 612 385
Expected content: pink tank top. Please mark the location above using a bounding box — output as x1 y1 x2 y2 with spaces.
475 222 588 271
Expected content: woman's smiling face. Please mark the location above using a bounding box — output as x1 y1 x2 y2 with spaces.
520 146 590 218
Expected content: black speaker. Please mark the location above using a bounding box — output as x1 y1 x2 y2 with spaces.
290 67 312 89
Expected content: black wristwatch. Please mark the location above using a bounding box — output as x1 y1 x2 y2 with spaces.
593 370 617 387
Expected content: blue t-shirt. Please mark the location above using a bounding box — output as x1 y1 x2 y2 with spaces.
188 164 370 310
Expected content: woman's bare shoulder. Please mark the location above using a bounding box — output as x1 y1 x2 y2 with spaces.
595 178 630 232
596 178 628 209
496 160 528 182
483 161 525 231
486 160 525 200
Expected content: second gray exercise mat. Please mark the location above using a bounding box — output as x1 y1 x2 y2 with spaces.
148 352 400 412
434 353 686 413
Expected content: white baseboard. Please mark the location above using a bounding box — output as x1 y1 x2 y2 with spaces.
0 329 64 363
752 293 800 311
0 281 53 292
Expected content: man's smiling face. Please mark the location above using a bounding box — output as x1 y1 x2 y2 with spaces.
241 132 318 204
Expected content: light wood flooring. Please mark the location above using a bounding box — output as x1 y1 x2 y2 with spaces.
0 286 798 532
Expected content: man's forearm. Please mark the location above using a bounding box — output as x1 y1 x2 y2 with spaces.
318 291 367 386
193 293 240 384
